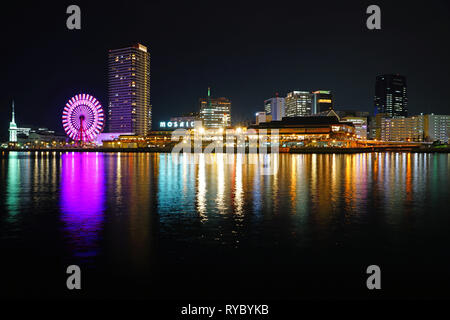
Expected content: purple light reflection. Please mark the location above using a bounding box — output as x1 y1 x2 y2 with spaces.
60 152 105 260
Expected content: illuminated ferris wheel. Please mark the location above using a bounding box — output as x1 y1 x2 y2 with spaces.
62 94 105 144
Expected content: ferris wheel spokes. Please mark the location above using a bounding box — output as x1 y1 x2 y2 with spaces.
62 94 105 145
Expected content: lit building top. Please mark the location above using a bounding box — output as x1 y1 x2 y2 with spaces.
285 91 312 117
199 87 231 129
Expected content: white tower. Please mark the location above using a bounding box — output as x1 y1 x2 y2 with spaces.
9 100 17 142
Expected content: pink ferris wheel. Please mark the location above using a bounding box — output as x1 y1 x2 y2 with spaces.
62 94 105 143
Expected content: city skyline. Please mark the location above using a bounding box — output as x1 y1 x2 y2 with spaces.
2 1 450 304
1 1 450 141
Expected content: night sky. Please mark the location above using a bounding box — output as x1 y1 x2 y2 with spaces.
1 0 449 140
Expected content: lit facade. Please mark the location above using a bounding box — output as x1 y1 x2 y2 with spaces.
108 43 151 135
255 111 272 125
312 90 333 114
285 91 312 117
375 74 408 117
249 116 356 147
341 116 368 140
381 115 424 142
264 97 285 120
9 101 17 142
199 87 231 128
8 101 33 143
424 114 450 143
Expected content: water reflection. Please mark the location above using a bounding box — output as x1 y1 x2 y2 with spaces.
2 151 449 268
60 152 105 260
150 153 449 247
6 152 21 223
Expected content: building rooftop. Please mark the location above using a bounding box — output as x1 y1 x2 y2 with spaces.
249 116 354 129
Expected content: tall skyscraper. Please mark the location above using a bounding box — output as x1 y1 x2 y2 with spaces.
108 43 151 135
312 90 333 114
374 74 407 117
199 87 231 128
264 95 285 121
9 100 17 142
284 91 312 117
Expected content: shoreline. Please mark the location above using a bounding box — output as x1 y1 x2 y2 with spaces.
1 147 449 155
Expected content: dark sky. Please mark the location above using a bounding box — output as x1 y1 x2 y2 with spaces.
1 0 450 140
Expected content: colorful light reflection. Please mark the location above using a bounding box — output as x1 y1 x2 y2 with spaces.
60 152 105 259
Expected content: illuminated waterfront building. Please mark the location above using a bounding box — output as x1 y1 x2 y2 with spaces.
108 43 151 135
199 87 231 128
374 74 408 117
368 113 388 140
285 91 312 117
249 116 355 147
341 116 368 140
264 95 285 120
312 90 333 114
424 114 450 143
380 115 424 142
314 108 367 140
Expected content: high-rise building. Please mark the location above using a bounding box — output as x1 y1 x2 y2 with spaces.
264 95 285 121
108 43 151 136
312 90 333 114
9 100 17 142
374 74 407 117
424 114 450 143
285 91 312 117
199 87 231 128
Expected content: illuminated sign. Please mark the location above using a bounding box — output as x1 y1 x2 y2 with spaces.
159 120 195 129
313 90 331 94
318 99 332 103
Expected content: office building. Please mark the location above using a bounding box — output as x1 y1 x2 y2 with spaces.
285 91 312 117
264 95 285 121
374 74 408 117
199 87 231 128
312 91 333 114
108 43 151 135
255 111 272 125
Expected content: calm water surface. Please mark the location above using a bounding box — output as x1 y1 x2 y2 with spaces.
0 152 449 299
